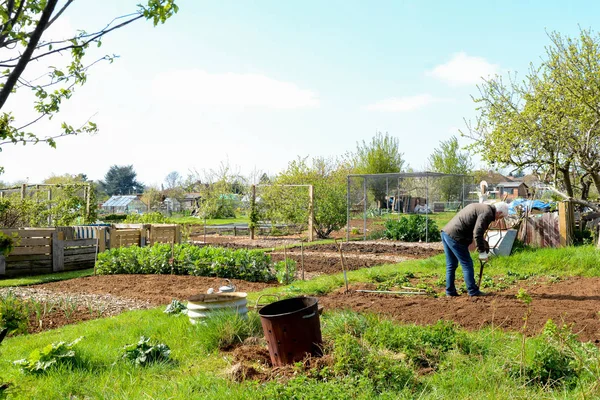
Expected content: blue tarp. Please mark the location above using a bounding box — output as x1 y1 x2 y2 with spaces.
508 198 554 214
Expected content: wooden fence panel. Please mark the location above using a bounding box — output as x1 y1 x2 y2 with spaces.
0 228 55 277
517 212 560 248
109 228 141 248
149 224 179 245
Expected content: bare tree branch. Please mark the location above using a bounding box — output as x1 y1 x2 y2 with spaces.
0 0 60 110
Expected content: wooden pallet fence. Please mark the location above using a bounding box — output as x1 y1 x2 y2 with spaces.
148 224 180 245
0 228 54 277
0 228 98 277
108 227 143 248
517 212 561 248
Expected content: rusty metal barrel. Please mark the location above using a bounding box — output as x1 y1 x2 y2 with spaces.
258 296 322 366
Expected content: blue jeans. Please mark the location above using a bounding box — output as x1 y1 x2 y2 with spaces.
441 231 479 296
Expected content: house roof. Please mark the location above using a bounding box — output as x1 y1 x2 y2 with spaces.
184 193 202 200
497 181 528 188
102 195 141 207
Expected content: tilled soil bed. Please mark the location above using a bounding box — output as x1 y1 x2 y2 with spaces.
37 275 278 305
319 276 600 343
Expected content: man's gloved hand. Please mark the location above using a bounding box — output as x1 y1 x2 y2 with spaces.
478 252 489 261
483 240 490 253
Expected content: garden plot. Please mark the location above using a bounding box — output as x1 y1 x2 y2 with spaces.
319 276 600 343
3 275 276 334
271 242 443 276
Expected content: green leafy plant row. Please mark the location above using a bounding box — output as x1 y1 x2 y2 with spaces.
96 243 276 282
384 215 441 242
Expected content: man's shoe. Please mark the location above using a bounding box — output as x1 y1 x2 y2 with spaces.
470 291 487 297
446 292 460 297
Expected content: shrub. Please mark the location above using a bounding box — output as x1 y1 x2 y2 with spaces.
122 336 171 366
274 259 297 284
0 291 28 336
384 215 441 242
96 243 275 282
14 337 82 374
124 212 169 224
100 213 127 222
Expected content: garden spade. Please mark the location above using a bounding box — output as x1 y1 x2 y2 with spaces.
477 258 488 288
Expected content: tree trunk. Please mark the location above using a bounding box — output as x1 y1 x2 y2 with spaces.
559 167 574 198
590 172 600 198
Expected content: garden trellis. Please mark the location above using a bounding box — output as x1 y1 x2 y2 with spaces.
0 183 94 227
346 171 473 242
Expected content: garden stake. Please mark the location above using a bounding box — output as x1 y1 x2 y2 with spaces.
283 245 289 283
300 240 305 280
335 239 349 293
355 290 427 295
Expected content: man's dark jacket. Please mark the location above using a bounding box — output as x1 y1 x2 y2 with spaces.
442 203 495 252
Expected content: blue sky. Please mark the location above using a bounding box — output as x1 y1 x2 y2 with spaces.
3 0 599 186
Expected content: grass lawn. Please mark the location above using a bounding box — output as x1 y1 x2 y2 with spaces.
3 245 600 398
168 215 250 225
0 269 94 288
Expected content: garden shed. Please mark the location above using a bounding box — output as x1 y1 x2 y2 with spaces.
181 193 201 210
102 195 146 214
164 197 181 212
497 181 528 200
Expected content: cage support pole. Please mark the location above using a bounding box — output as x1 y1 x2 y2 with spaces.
308 185 314 242
250 184 256 240
363 177 367 241
462 176 465 209
386 177 389 212
426 174 429 243
47 188 53 226
346 175 351 242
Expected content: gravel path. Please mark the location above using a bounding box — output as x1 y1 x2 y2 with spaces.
0 287 154 317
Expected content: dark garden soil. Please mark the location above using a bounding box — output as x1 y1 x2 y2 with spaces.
319 276 600 343
38 275 277 305
7 238 600 345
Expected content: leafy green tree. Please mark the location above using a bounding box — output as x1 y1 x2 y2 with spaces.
466 28 600 199
428 136 473 201
0 0 178 173
262 156 350 238
101 165 144 196
352 132 405 207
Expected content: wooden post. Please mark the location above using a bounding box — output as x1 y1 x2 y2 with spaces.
558 201 574 247
20 184 26 199
307 185 314 242
52 231 65 272
97 227 106 253
174 224 181 244
109 227 116 249
47 188 53 226
142 224 150 247
0 255 5 276
85 184 91 222
250 184 256 240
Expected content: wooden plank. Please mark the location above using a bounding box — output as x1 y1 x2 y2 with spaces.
6 254 52 262
10 246 51 256
15 237 51 246
6 260 53 269
64 247 96 256
64 253 96 263
0 255 5 275
52 232 64 272
62 238 97 248
0 229 55 237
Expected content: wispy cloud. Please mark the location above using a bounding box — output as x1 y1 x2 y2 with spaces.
152 70 319 109
365 94 449 112
427 52 499 86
